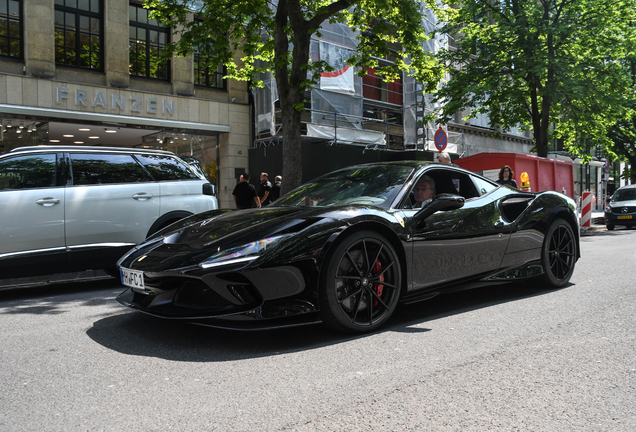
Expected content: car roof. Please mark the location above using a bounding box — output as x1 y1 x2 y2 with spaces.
5 145 176 157
616 184 636 190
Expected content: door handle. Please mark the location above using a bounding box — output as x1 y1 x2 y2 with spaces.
132 193 153 201
36 198 61 207
494 221 504 229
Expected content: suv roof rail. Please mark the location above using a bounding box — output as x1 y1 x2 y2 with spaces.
8 145 175 155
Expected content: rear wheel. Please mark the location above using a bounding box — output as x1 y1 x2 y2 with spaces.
538 218 577 288
319 231 401 333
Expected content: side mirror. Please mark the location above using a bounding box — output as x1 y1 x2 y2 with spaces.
414 193 465 222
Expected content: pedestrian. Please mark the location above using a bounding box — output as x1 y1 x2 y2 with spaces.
232 173 261 209
270 175 282 203
258 172 272 206
437 152 452 164
496 165 518 188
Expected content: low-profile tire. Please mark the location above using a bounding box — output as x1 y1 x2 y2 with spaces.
538 218 577 288
606 224 615 231
319 230 402 333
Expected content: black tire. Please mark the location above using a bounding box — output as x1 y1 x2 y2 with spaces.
319 231 402 333
538 218 577 288
606 224 615 231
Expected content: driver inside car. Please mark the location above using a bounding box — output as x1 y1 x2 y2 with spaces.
412 175 436 208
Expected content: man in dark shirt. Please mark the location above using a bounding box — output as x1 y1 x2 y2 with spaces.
258 172 272 206
232 173 261 209
270 175 282 203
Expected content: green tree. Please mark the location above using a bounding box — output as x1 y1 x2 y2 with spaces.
432 0 636 158
144 0 443 191
608 50 636 183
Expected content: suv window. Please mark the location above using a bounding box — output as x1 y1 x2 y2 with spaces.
0 154 58 190
134 154 200 181
70 153 150 185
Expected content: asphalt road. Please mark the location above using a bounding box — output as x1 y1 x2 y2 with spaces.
0 228 634 431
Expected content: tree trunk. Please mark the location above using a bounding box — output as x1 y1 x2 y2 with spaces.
273 0 311 193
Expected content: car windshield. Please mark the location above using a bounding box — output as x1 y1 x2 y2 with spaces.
275 165 415 208
612 188 636 202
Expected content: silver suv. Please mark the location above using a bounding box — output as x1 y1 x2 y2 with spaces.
0 146 218 281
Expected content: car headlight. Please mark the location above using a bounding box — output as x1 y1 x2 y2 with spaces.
605 205 611 213
199 235 288 269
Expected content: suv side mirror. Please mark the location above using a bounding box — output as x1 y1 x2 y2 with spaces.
414 193 465 222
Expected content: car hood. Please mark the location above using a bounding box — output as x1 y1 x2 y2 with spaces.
118 205 376 272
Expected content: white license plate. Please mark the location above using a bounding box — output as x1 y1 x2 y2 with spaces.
120 268 145 289
618 215 632 220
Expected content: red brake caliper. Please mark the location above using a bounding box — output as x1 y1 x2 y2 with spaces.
373 259 384 306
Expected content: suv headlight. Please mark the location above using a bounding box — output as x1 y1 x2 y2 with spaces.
199 235 288 269
605 205 611 213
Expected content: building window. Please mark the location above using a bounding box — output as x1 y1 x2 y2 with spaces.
54 0 102 70
0 0 22 59
194 45 225 89
129 3 168 80
362 67 403 106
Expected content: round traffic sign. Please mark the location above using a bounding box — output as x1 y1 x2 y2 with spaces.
434 126 447 151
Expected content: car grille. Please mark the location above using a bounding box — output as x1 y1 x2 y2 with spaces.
173 280 232 310
610 206 636 214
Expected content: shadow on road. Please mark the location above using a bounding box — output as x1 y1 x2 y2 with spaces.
85 280 567 362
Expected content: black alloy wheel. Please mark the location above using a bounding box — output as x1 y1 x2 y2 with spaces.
538 218 577 288
319 231 401 333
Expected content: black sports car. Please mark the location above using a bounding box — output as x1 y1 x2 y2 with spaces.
116 161 580 333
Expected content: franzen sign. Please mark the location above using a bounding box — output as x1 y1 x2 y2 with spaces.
56 87 176 116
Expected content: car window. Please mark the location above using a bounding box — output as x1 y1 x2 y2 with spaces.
612 188 636 202
473 175 497 196
276 164 414 208
0 154 58 190
70 153 150 185
134 154 201 181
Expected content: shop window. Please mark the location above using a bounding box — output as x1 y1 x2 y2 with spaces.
54 0 102 70
362 67 403 106
0 0 22 59
129 3 169 80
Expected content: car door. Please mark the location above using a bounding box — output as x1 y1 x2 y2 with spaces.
406 169 512 291
0 152 65 254
64 152 160 248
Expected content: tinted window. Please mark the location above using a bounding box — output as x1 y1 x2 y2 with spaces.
612 188 636 202
134 154 200 181
0 154 57 190
275 164 414 208
70 153 149 185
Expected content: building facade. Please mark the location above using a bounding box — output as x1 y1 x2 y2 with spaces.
0 0 251 208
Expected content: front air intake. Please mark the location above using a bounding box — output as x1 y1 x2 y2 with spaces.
173 280 232 310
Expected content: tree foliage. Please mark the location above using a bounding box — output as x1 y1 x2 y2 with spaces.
608 53 636 183
145 0 444 191
433 0 636 158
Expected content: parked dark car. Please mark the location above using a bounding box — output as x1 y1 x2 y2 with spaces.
117 161 580 333
604 184 636 230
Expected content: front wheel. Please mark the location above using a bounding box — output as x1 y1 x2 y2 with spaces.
538 218 577 288
319 231 402 333
606 224 615 231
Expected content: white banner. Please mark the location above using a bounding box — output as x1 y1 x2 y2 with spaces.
320 65 355 95
307 124 385 145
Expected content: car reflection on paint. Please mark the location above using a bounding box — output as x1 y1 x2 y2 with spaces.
116 161 580 333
